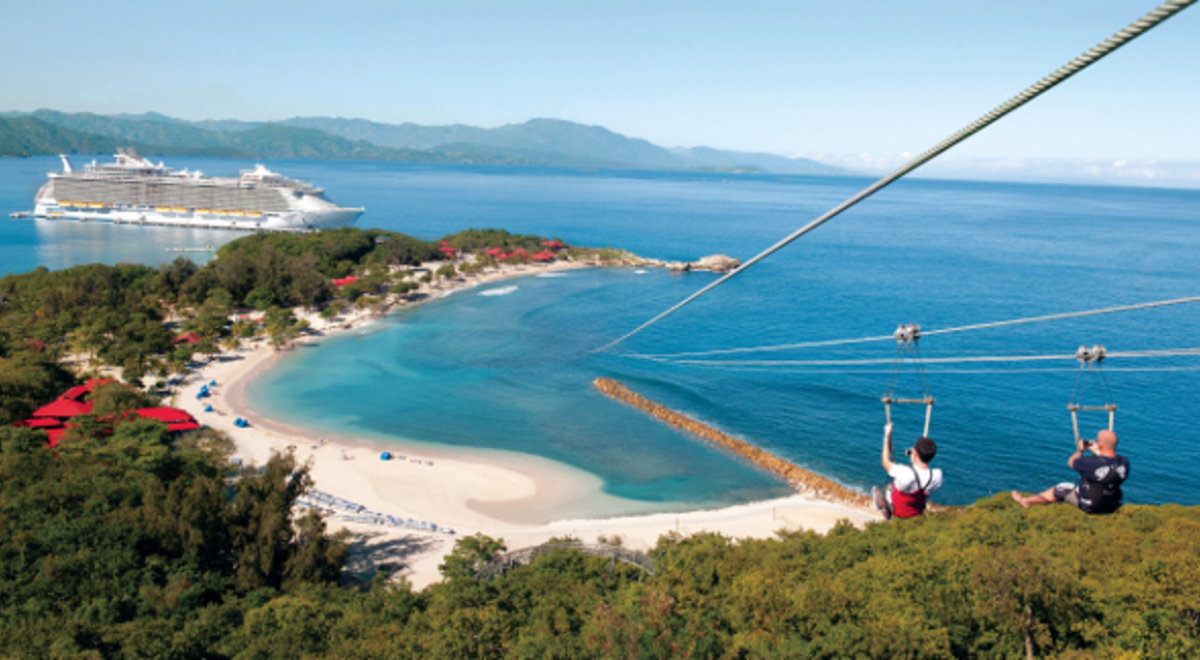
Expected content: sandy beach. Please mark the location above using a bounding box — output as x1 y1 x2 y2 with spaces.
175 259 880 590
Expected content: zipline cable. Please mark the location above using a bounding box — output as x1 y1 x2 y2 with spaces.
594 0 1196 355
623 365 1200 376
640 347 1200 368
629 295 1200 360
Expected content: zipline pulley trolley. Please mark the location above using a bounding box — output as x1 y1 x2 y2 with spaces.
1069 343 1116 444
882 323 935 437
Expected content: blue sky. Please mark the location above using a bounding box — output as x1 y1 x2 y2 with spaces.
3 1 1196 181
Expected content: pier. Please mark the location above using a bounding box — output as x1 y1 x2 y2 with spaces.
593 377 870 509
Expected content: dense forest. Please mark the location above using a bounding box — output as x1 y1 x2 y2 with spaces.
2 227 1198 658
4 414 1198 658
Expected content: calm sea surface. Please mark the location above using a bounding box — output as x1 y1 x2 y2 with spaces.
4 155 1199 511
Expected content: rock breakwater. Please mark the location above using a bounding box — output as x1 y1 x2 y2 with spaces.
593 377 870 509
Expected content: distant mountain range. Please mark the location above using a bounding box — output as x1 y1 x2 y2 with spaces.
0 109 851 176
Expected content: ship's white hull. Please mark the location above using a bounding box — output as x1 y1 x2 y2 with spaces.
33 203 363 231
32 152 365 232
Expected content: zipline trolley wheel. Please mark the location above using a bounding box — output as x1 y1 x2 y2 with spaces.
1068 343 1116 444
882 323 935 437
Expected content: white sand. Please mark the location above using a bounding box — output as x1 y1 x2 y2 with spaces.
174 259 881 590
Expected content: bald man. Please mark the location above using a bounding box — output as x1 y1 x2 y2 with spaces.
1012 429 1130 514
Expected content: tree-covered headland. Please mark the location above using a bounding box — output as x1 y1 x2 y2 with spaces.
1 227 1198 657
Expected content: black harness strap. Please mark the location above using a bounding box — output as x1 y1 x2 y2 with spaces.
908 465 932 495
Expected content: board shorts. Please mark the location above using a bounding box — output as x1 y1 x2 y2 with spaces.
1052 482 1081 507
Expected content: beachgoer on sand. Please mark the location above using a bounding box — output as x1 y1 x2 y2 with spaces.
1012 429 1129 514
872 423 943 520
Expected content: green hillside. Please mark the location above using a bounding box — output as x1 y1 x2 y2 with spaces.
0 116 123 156
31 109 234 150
5 109 852 174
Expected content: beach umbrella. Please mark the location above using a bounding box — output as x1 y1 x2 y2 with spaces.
380 451 392 461
205 405 214 412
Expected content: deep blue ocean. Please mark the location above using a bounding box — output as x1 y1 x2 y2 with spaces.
4 155 1199 511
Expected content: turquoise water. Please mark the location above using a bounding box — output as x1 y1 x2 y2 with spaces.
4 156 1200 508
250 270 793 509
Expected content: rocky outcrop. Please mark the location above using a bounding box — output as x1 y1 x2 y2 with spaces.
644 254 741 273
691 254 740 272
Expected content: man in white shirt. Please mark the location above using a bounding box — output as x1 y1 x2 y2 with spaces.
872 423 944 520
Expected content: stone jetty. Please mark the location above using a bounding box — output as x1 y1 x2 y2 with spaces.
593 377 871 509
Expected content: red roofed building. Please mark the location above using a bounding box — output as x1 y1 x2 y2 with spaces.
133 407 201 432
173 332 202 345
9 418 67 447
61 378 117 402
45 428 66 448
61 384 91 402
14 417 64 430
14 382 203 448
32 398 93 419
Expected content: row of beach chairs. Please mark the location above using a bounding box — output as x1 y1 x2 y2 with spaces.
299 489 454 535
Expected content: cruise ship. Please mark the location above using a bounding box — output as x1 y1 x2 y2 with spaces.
33 149 363 231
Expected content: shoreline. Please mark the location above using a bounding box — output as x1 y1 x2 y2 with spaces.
176 258 880 589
